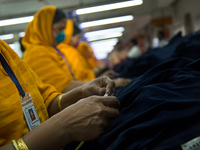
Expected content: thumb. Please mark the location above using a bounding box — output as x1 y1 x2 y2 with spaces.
99 88 106 96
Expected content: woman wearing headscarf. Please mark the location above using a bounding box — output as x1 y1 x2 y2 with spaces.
22 6 86 93
0 39 120 149
58 21 131 86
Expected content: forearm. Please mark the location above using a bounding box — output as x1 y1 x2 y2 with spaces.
48 86 84 117
63 80 86 93
0 115 69 150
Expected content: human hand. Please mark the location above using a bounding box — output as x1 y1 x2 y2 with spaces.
100 70 119 79
98 61 107 70
113 78 131 88
59 96 120 142
80 76 115 98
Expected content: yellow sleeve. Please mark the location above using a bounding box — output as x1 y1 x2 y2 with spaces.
23 45 74 93
24 63 61 108
0 40 60 145
77 42 99 69
59 44 96 81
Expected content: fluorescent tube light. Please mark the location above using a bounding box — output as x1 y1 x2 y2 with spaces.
80 15 133 28
0 34 14 40
94 52 109 60
87 32 123 42
18 32 25 37
90 38 119 48
0 16 33 27
93 46 114 53
76 0 143 15
85 27 124 37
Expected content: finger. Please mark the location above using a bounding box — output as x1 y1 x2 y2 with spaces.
101 77 115 94
89 85 103 96
99 88 106 96
103 107 120 120
101 96 120 108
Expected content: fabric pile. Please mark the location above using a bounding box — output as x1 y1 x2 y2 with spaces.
64 30 200 150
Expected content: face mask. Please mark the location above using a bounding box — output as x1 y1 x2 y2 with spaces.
55 32 65 43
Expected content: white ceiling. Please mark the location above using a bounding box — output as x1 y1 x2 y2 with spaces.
0 0 177 43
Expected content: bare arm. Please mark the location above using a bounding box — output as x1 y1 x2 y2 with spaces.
0 96 120 150
0 113 70 150
63 80 86 93
48 86 84 117
48 76 116 117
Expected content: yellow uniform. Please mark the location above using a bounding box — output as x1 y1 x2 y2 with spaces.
76 41 99 69
23 6 73 92
58 20 96 81
0 39 60 146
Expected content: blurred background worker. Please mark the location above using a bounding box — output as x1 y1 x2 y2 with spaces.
127 38 142 59
157 30 169 48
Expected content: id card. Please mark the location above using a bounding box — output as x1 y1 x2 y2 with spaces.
20 92 41 131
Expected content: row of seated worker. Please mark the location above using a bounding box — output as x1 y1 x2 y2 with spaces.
2 5 200 150
21 6 131 94
108 30 169 69
0 6 121 150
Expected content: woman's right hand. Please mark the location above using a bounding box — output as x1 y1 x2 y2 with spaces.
57 95 120 142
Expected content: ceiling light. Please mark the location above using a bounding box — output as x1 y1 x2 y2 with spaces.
0 16 33 27
90 38 118 48
0 33 14 40
94 52 109 60
80 15 133 28
87 32 123 42
18 32 25 37
76 0 143 15
93 46 114 53
84 27 124 37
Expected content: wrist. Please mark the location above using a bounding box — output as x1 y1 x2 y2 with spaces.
49 113 73 145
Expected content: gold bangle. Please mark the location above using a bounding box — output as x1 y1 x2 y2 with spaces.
57 94 63 112
17 138 29 150
12 140 19 150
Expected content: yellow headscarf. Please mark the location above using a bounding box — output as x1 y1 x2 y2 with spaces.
23 6 74 92
58 20 96 81
22 6 55 48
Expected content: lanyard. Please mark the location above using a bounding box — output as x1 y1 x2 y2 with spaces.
55 48 76 80
0 53 26 97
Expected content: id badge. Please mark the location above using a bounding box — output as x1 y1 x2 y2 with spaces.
20 92 41 131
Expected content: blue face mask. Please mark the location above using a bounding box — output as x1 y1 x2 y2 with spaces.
56 32 65 43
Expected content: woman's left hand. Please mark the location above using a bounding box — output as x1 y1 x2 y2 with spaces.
80 76 115 98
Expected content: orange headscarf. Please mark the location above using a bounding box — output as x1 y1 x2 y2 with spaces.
0 40 60 146
23 6 74 92
58 20 96 81
77 41 99 69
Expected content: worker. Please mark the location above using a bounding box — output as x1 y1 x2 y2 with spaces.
127 38 142 59
0 39 120 150
158 30 169 48
23 6 129 92
58 21 131 86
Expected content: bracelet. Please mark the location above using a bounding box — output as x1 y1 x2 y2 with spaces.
17 138 29 150
57 94 63 112
12 140 19 150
